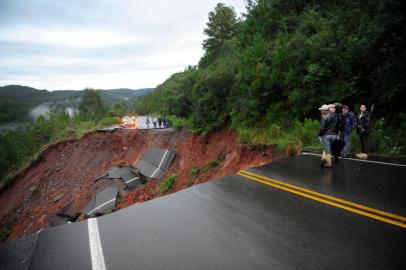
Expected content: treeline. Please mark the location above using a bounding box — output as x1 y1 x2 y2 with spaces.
0 85 153 124
134 0 406 155
0 89 131 186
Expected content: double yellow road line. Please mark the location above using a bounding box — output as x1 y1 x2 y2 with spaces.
237 170 406 229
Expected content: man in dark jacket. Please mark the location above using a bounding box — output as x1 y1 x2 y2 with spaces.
158 117 162 128
338 105 355 158
318 104 339 168
356 104 371 159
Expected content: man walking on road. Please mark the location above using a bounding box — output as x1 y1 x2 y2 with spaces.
338 105 355 158
318 104 339 168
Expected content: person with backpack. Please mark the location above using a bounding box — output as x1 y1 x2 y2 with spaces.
356 104 371 160
338 105 356 158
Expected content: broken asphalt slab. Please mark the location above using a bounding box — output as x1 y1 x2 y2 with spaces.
82 187 119 217
105 166 146 189
133 147 175 179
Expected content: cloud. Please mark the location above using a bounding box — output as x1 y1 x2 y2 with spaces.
0 0 247 90
0 27 146 49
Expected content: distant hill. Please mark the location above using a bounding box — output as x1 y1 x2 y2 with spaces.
0 85 154 124
0 85 154 104
0 85 54 104
49 87 154 106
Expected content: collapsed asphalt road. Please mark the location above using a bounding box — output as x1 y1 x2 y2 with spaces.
1 154 405 269
82 147 175 217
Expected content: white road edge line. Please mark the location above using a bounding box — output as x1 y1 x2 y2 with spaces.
88 218 107 270
150 149 169 178
125 177 140 184
88 199 116 216
301 152 406 167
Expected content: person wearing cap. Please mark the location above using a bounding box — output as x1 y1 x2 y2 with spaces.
356 104 371 159
318 104 339 168
317 104 329 140
338 105 355 158
318 104 329 166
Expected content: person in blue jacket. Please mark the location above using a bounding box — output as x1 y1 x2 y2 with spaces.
338 105 356 158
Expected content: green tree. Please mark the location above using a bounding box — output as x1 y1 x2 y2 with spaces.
79 88 105 121
201 3 239 66
132 0 406 154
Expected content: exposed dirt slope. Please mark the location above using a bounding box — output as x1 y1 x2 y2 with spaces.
0 128 274 240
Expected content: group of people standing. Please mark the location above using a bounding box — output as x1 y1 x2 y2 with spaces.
145 116 169 129
318 103 371 168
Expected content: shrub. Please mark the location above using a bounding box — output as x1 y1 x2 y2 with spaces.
98 116 121 126
160 174 177 194
167 116 191 131
188 167 201 178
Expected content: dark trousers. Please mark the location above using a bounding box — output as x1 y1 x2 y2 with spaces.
359 133 369 153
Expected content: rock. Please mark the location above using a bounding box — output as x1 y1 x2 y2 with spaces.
53 194 64 203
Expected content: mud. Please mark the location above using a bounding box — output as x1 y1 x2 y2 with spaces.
0 128 274 240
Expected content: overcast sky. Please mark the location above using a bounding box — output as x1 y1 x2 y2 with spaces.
0 0 246 90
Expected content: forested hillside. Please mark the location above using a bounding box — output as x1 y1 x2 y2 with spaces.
0 85 154 124
135 0 405 155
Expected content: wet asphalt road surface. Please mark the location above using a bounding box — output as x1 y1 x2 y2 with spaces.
247 154 406 216
1 154 405 269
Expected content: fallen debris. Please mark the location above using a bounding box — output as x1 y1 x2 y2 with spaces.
52 194 64 203
82 187 119 218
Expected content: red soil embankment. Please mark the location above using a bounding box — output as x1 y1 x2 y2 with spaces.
0 128 274 240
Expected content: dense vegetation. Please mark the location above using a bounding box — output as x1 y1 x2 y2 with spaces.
135 0 406 155
0 89 138 188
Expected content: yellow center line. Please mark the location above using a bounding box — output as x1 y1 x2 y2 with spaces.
239 170 406 223
236 172 406 229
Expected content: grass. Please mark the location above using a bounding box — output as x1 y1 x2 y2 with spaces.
187 166 201 187
98 116 121 126
188 167 201 178
234 119 321 156
187 179 195 187
185 153 226 187
0 228 10 241
200 153 226 173
204 153 226 170
160 174 177 194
